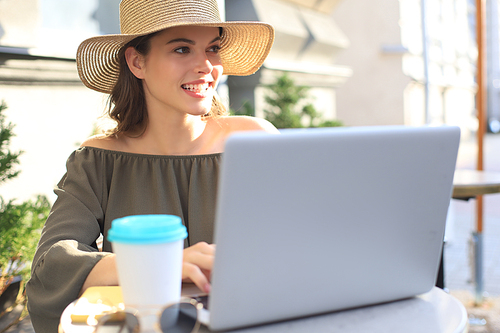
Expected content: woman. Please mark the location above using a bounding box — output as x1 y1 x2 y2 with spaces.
26 1 277 332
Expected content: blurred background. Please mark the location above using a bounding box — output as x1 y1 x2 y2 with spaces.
1 0 500 331
0 0 494 202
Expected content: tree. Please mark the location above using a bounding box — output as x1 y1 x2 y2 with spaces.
0 102 22 184
263 74 343 129
0 101 51 324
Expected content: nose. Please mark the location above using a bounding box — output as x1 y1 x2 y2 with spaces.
194 54 214 74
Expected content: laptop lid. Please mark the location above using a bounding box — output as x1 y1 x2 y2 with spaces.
208 125 460 331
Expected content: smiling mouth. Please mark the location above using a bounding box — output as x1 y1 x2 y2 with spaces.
181 83 211 93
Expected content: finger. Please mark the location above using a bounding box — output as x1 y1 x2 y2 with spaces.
201 268 212 280
190 242 215 255
183 245 215 271
184 252 214 272
183 262 211 293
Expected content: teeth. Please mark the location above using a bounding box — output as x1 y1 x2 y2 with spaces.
182 83 210 92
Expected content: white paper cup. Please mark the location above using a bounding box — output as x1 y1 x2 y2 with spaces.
108 214 187 331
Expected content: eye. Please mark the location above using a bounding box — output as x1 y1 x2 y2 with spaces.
174 46 190 54
207 45 221 54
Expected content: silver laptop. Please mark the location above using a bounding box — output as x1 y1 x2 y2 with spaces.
198 125 460 331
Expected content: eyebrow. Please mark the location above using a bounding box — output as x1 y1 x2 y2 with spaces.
166 36 221 45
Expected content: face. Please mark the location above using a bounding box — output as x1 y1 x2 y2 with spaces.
127 26 223 117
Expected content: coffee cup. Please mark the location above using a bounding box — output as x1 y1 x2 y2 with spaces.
108 214 187 330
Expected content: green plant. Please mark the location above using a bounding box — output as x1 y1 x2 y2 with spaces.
0 100 50 301
0 103 21 184
230 100 254 116
0 196 49 285
263 74 343 129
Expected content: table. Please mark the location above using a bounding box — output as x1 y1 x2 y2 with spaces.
452 169 500 198
59 287 468 333
450 169 500 303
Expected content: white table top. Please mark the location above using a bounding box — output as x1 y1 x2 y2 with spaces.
60 287 468 333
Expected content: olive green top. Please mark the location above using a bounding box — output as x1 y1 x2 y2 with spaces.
26 147 221 333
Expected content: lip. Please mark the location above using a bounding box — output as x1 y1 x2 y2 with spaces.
183 79 212 85
181 79 214 98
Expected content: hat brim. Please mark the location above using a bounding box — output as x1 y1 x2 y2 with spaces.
76 22 274 94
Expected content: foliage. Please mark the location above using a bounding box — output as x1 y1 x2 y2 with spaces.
0 101 51 293
230 100 254 117
263 74 308 128
0 102 22 184
229 74 344 129
264 74 343 129
0 196 50 285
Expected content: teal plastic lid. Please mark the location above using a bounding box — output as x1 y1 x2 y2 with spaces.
108 215 187 245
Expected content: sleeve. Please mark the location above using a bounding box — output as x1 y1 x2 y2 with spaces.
26 149 111 333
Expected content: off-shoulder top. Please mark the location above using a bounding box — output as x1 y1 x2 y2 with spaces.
26 147 221 333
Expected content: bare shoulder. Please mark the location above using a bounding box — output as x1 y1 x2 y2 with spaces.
217 116 280 134
80 134 122 150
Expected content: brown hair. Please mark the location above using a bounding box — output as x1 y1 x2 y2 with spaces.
106 29 227 137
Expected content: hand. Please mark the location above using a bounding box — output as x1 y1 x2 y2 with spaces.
182 242 215 293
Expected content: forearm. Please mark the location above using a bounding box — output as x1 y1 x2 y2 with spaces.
80 254 119 296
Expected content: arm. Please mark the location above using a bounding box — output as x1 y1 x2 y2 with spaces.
80 254 118 296
26 149 108 333
81 242 215 295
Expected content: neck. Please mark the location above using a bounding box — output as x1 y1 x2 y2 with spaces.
130 111 209 155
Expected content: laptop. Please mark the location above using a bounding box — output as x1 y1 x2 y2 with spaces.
193 125 460 331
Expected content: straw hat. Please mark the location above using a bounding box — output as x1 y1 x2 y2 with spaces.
76 0 275 93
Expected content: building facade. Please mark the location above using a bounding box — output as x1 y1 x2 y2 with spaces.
0 0 120 202
225 0 352 122
332 0 481 138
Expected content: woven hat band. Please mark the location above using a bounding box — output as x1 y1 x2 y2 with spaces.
120 0 222 35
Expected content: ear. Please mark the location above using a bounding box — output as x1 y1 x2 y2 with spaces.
125 46 146 79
